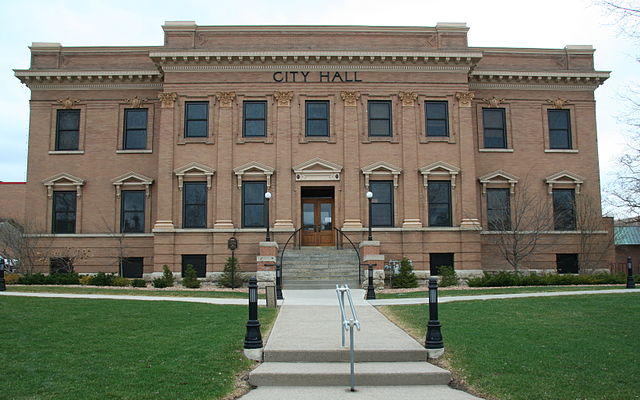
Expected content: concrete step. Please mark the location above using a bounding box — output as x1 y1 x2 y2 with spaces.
248 362 451 387
240 385 484 400
283 280 361 289
264 347 426 362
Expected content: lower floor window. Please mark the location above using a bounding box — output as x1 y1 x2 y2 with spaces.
50 257 73 274
430 253 454 276
120 257 143 278
182 254 206 278
556 253 579 274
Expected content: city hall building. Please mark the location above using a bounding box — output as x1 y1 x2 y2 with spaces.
4 22 613 285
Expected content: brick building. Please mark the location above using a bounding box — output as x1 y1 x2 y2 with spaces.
4 22 613 285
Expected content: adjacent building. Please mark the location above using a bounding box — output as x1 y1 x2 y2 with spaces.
3 22 614 283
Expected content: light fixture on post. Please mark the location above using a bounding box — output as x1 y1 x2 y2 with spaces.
366 191 373 241
264 191 272 242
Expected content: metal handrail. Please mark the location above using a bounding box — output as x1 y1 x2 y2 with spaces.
277 227 304 286
334 227 362 284
336 284 361 392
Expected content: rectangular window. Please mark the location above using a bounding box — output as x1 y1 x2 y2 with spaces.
425 101 449 137
305 101 329 137
184 101 208 137
483 108 507 148
120 257 143 278
428 181 452 227
368 101 392 137
243 101 267 137
183 182 207 228
50 257 73 274
487 188 511 231
52 191 76 233
182 254 206 278
121 190 145 233
242 181 266 228
370 181 394 227
56 109 80 150
430 253 454 276
548 109 572 149
556 253 579 274
123 109 148 149
553 189 576 231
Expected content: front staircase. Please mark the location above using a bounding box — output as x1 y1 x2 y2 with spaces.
280 246 360 289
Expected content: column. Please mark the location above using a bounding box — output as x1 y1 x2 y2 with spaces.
400 91 422 228
341 91 363 228
273 91 294 229
214 92 235 229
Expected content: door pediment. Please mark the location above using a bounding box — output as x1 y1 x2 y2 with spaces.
293 158 342 181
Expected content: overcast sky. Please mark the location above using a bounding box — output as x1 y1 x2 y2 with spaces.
1 0 637 214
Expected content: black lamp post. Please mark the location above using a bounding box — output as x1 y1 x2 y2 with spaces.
0 258 6 292
366 263 376 300
627 256 636 289
275 263 284 300
264 192 272 242
244 277 263 350
366 191 373 241
425 277 444 354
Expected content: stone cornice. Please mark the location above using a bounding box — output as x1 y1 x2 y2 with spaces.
470 70 609 87
14 69 163 88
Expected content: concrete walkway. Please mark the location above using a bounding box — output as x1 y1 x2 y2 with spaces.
241 289 483 400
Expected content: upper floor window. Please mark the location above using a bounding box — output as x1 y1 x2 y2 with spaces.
185 102 208 138
123 109 148 150
370 181 394 227
428 181 452 227
242 181 267 228
56 110 80 151
305 101 329 137
487 188 511 231
243 101 267 137
121 190 145 233
553 189 576 231
183 182 207 228
425 101 449 137
52 191 76 233
482 108 507 149
548 109 572 149
368 101 392 137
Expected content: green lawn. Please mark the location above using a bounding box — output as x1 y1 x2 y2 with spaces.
376 285 624 299
7 285 256 299
0 296 276 400
380 293 640 400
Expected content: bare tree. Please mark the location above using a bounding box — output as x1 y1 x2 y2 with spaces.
576 195 616 272
487 180 554 272
0 218 52 274
598 1 640 39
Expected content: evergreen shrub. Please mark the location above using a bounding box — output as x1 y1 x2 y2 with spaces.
182 265 201 289
392 257 418 288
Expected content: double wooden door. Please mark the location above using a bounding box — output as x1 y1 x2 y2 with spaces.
300 198 334 246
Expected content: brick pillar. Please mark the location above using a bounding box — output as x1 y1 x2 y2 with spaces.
256 241 278 288
400 92 422 228
341 91 363 228
214 92 235 229
359 240 385 288
274 92 294 229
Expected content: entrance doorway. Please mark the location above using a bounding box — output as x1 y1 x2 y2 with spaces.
300 187 335 246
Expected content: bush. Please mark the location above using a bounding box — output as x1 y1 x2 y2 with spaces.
468 271 629 287
4 273 21 285
438 266 460 287
218 256 243 288
79 275 93 285
112 277 130 287
393 257 418 288
90 272 116 286
17 273 46 285
182 265 201 289
162 265 175 287
152 277 168 288
16 272 79 285
131 278 146 288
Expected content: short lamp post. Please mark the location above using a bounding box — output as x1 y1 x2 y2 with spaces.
264 192 272 242
627 256 636 289
366 263 376 300
425 277 444 358
0 258 6 291
275 263 284 300
366 191 373 241
244 277 263 358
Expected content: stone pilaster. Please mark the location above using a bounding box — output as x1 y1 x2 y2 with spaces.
456 92 482 231
153 92 177 231
341 91 363 228
399 91 422 228
214 93 235 228
274 91 294 229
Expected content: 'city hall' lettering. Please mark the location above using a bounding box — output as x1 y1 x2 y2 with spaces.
273 71 362 83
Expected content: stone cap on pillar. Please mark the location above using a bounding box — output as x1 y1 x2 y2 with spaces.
359 240 380 248
363 254 385 262
259 241 279 248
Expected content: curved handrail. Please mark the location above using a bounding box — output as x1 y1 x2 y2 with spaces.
278 227 304 276
334 227 362 284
